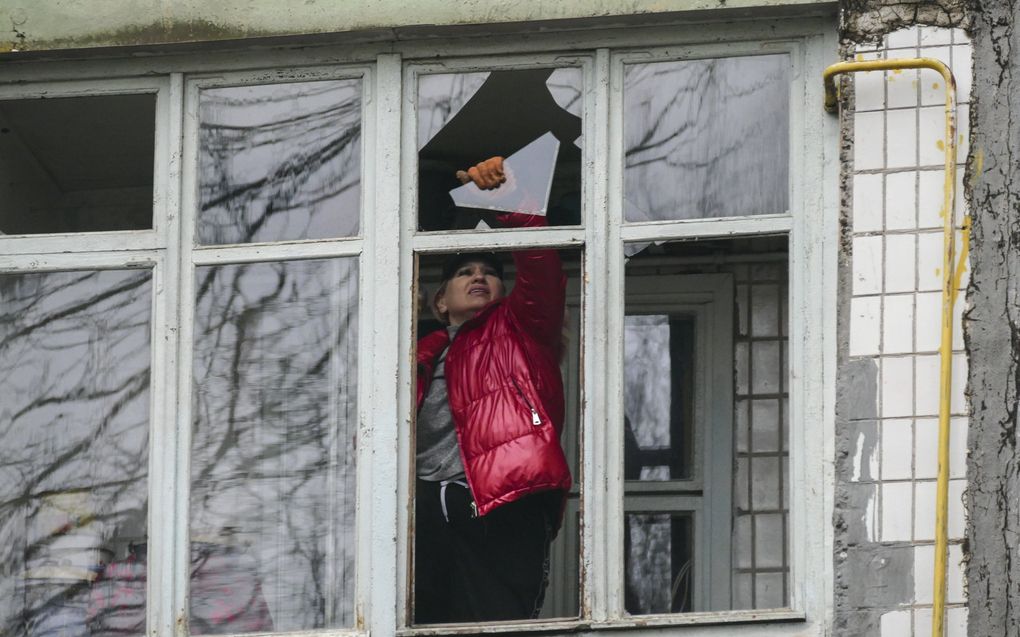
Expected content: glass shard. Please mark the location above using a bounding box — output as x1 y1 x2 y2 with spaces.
449 132 560 216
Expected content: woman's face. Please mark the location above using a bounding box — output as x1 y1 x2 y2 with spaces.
436 261 505 326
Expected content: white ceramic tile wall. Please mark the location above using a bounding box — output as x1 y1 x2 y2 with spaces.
850 296 882 356
851 26 971 637
854 173 885 232
885 171 917 230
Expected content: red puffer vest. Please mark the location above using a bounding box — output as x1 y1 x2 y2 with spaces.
416 212 572 518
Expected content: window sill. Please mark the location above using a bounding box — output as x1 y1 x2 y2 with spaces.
399 609 806 636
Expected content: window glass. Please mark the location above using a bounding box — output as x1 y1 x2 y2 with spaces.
197 79 362 244
0 269 152 636
623 55 790 222
731 247 790 610
417 68 582 231
623 236 789 613
625 513 693 614
190 257 358 632
0 95 155 235
412 247 581 623
624 315 694 481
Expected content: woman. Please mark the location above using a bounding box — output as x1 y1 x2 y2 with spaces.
414 157 572 623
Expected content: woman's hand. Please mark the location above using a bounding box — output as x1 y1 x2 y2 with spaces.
456 156 506 190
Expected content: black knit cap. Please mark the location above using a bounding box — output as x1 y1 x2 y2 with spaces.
440 252 505 282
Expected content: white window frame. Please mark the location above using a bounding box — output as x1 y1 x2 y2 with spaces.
622 273 735 613
0 73 180 635
176 64 373 635
0 75 173 254
0 14 838 637
552 272 735 616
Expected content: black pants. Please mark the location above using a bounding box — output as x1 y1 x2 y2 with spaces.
414 479 553 624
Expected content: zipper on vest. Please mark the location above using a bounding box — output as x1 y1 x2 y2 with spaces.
510 377 542 426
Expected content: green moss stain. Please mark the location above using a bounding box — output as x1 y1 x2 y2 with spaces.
3 18 275 52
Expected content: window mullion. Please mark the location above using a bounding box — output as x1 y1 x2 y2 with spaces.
148 252 177 637
0 233 160 255
361 52 404 635
172 71 200 637
786 31 837 620
190 240 363 265
137 71 184 637
602 47 628 621
410 228 585 252
581 47 617 622
619 216 794 243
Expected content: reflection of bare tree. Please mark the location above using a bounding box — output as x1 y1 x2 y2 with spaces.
545 68 583 120
199 80 362 244
194 78 362 632
624 55 790 220
625 317 673 453
0 270 152 637
417 73 489 150
191 258 358 632
626 515 692 614
624 315 695 480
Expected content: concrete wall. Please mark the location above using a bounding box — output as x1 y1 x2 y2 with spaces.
963 2 1020 635
0 0 829 53
9 0 1016 633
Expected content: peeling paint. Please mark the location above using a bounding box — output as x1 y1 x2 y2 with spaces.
840 360 880 421
850 423 878 481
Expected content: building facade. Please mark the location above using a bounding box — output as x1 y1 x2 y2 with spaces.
0 1 1011 636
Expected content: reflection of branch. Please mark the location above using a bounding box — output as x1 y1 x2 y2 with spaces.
6 371 145 427
193 263 330 485
625 136 742 170
200 124 359 213
0 274 148 354
203 100 359 137
623 59 784 164
625 66 707 158
187 260 357 627
0 272 91 327
3 368 148 507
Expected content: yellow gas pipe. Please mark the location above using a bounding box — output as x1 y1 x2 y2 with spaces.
823 58 968 637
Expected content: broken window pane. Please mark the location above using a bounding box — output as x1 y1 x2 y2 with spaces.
0 95 155 235
190 257 358 632
624 55 790 222
412 247 581 623
417 68 582 231
0 269 152 637
197 80 361 245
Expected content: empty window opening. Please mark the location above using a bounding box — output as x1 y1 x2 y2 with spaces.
0 94 155 235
